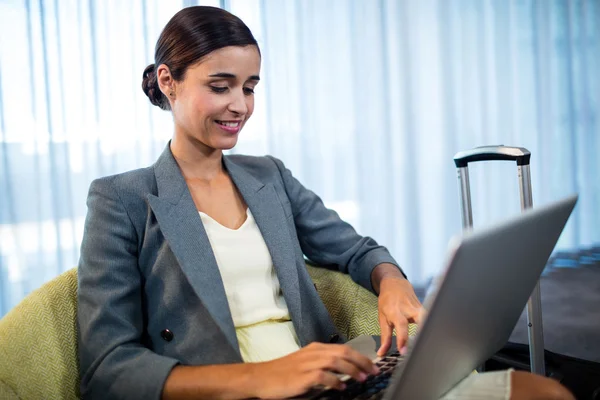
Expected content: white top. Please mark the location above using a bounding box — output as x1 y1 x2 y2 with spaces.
199 208 292 328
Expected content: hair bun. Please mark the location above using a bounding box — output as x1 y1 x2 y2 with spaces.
141 63 170 110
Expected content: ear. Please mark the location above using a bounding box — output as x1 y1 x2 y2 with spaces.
156 64 176 99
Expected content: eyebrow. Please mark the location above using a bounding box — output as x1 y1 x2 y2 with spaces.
208 72 260 81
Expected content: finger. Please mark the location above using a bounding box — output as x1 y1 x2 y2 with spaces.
415 306 427 328
337 345 379 375
378 313 393 356
308 370 346 391
322 357 368 383
409 292 423 310
392 317 409 355
311 344 376 375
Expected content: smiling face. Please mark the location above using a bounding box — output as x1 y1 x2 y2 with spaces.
157 45 261 154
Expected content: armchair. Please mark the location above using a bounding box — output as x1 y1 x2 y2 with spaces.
0 265 416 399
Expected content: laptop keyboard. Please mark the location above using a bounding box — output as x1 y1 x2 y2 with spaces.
312 350 405 400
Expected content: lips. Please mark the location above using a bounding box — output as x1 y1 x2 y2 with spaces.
215 120 242 134
216 120 241 127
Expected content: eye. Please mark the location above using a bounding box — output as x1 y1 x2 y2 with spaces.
243 87 255 95
210 86 228 93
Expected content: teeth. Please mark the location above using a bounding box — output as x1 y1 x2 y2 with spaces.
218 121 240 127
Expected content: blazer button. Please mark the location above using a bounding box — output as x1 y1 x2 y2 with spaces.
329 333 340 343
161 329 174 342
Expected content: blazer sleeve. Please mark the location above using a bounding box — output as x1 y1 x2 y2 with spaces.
267 156 407 293
77 178 179 400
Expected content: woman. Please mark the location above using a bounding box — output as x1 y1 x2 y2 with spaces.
77 6 573 400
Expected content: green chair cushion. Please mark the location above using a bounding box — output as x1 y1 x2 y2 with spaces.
306 264 417 339
0 268 80 400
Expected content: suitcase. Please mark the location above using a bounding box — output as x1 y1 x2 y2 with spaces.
453 146 600 399
452 145 546 375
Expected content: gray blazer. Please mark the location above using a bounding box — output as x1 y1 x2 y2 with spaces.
77 144 402 400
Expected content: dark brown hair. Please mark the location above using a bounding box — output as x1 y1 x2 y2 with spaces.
141 6 259 111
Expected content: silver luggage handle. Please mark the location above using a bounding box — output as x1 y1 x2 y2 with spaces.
453 145 545 376
453 145 531 167
453 145 534 229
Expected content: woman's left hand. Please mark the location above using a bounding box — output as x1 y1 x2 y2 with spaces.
371 263 425 357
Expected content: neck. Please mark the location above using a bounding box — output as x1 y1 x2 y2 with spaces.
170 134 224 182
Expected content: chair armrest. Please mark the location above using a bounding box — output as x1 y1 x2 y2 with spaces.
0 268 80 400
306 263 417 340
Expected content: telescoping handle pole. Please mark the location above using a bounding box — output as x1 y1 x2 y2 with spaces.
453 145 545 376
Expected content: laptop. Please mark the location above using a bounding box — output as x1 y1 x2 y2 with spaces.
299 194 578 400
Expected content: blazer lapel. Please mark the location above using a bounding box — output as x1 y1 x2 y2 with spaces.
147 145 240 355
224 157 303 331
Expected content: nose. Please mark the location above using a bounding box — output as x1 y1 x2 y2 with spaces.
227 88 248 115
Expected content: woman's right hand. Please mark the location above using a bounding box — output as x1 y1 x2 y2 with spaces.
247 342 379 399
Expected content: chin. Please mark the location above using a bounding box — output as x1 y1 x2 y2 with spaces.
215 137 239 151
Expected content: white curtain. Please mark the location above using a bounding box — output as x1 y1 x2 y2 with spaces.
1 0 598 317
